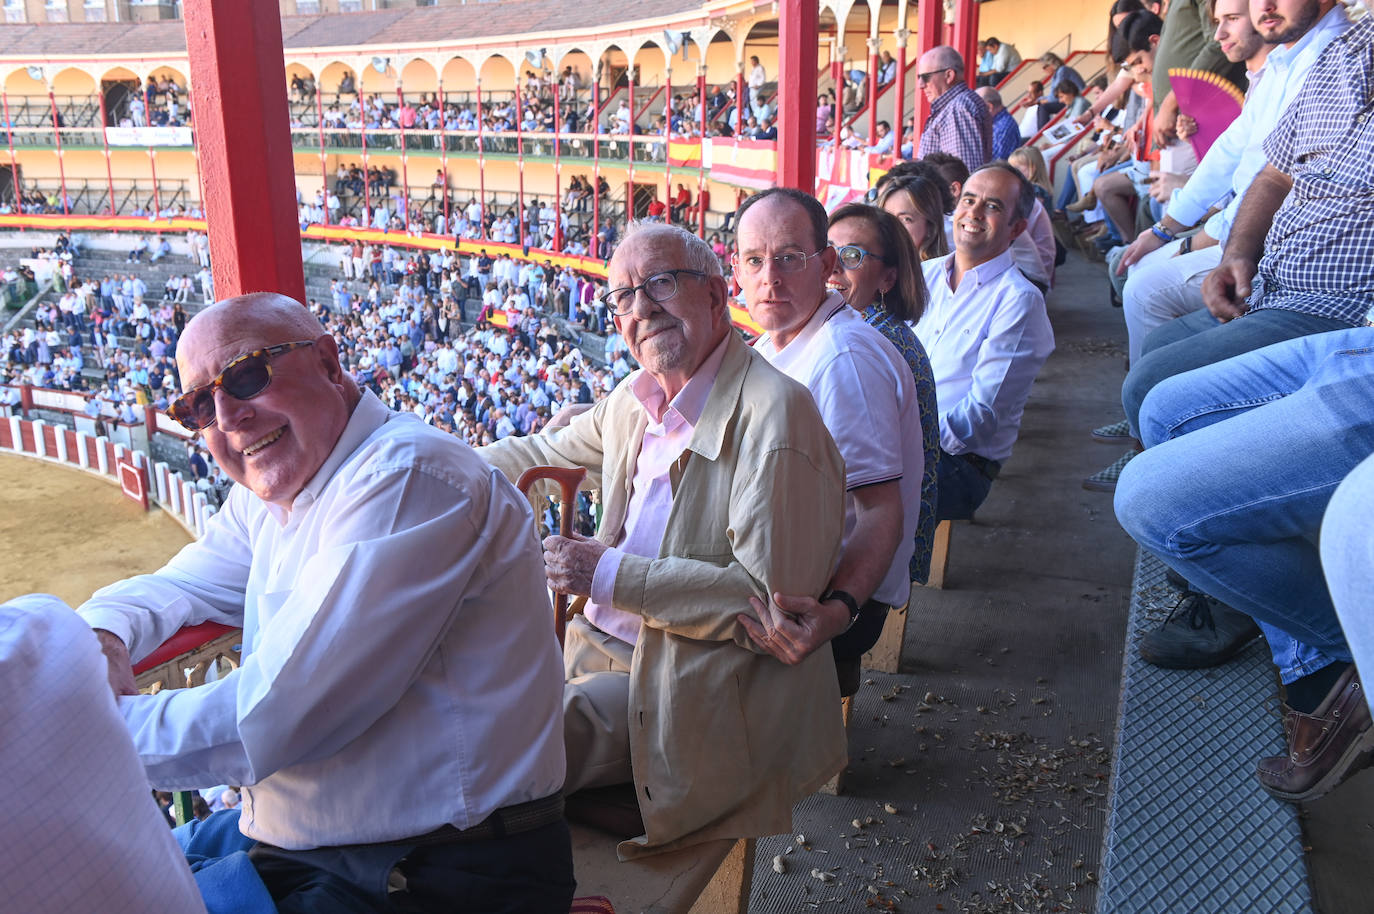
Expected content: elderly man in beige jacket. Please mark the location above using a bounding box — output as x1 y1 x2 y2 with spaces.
482 222 847 861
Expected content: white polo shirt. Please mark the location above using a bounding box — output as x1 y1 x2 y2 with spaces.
755 292 923 607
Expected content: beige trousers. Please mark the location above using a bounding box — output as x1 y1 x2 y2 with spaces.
562 614 634 792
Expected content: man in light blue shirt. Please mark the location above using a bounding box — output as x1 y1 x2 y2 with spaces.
1113 0 1349 364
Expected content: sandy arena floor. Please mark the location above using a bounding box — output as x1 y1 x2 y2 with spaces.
0 453 193 607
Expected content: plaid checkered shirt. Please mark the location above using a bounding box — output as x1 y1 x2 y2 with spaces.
918 83 993 171
1254 15 1374 325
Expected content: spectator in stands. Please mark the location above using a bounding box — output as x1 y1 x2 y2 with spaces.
748 54 767 109
915 163 1055 520
916 45 993 170
480 222 848 858
128 236 148 264
1115 325 1374 802
866 120 896 155
1323 454 1374 738
734 188 924 692
976 86 1022 161
876 170 952 261
149 237 172 263
78 292 572 912
825 202 941 587
1115 10 1373 483
1148 0 1248 151
1109 12 1374 684
1085 0 1346 469
981 37 1022 86
878 50 898 86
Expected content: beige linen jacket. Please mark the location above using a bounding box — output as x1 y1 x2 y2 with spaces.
482 331 848 860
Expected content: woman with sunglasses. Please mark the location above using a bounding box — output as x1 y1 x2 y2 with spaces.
876 173 951 262
826 202 942 585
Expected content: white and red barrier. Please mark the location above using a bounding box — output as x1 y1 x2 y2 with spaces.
0 411 211 539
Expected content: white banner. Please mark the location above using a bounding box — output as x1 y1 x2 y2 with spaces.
104 126 193 147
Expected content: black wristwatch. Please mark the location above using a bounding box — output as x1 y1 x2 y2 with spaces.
821 588 862 632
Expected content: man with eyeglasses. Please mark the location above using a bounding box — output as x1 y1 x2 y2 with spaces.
918 164 1055 521
916 45 993 171
732 188 924 694
481 222 849 859
71 292 573 913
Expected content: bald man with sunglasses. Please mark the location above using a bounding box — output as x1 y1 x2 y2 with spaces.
73 292 574 914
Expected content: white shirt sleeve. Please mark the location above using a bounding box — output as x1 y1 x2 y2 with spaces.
809 348 905 490
97 464 534 792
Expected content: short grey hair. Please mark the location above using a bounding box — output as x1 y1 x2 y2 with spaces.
618 221 723 278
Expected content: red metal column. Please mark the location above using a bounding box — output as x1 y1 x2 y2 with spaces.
915 0 943 151
697 65 707 237
953 0 980 89
48 90 69 216
316 81 328 225
97 90 116 214
734 65 744 137
1 92 19 212
777 0 819 191
437 82 449 230
866 34 879 148
184 0 305 302
515 86 525 248
476 77 485 237
591 75 600 256
552 85 561 251
831 37 842 151
627 73 635 201
361 111 371 223
894 28 909 159
663 70 672 216
396 86 410 229
144 83 161 216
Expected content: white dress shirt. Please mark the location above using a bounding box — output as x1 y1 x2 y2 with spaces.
79 390 566 850
1169 4 1350 240
755 294 922 607
1 595 206 914
917 251 1055 463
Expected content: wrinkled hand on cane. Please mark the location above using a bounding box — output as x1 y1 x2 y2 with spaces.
516 465 588 646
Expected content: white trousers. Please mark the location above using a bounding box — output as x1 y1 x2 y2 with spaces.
1121 241 1222 365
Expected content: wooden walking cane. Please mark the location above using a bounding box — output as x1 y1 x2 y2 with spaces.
516 465 588 646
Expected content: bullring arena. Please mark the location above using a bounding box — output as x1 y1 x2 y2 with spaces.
0 451 189 607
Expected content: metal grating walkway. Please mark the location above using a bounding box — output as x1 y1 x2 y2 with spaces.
1096 550 1312 913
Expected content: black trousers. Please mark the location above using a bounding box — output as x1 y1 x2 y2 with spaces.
249 819 575 914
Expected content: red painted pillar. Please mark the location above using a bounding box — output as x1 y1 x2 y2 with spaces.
437 83 449 231
1 92 19 213
894 29 909 159
48 90 69 216
953 0 981 89
97 90 116 214
144 83 161 216
626 74 635 202
361 110 371 223
316 82 328 225
776 0 818 192
734 66 745 137
475 77 485 238
831 38 842 152
866 34 879 149
396 86 410 229
515 86 525 248
697 65 707 237
552 85 561 251
915 0 943 153
591 74 600 257
184 0 305 302
663 70 672 215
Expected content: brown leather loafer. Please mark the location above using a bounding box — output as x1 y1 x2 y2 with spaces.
1257 666 1374 802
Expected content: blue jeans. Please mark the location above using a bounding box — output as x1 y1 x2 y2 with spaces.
1122 307 1351 438
1322 452 1374 685
935 448 995 522
1115 329 1374 671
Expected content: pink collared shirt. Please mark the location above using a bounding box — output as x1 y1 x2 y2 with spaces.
586 334 731 644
